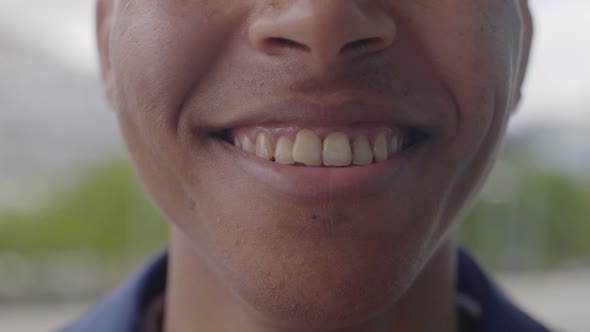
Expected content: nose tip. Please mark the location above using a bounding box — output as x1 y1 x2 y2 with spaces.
249 0 396 64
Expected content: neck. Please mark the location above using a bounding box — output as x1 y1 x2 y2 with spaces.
163 228 457 332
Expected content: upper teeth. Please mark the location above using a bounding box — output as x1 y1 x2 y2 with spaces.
323 132 353 166
293 129 323 166
234 128 407 167
275 136 296 165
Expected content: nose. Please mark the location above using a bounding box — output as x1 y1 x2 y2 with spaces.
249 0 396 65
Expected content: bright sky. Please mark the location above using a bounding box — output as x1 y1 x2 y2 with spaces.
512 0 590 130
1 0 588 130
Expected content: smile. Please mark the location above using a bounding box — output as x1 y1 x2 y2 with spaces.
220 124 424 167
208 117 431 199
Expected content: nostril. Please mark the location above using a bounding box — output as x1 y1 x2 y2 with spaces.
340 37 386 54
265 37 311 53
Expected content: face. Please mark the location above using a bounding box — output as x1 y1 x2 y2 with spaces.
98 0 531 328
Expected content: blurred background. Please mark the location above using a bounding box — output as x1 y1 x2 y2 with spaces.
0 0 588 331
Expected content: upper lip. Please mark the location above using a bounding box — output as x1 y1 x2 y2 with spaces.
203 96 442 137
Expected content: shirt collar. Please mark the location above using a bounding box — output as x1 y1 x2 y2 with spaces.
59 251 168 332
455 249 551 332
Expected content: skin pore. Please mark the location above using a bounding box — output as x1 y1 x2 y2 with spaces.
96 1 532 331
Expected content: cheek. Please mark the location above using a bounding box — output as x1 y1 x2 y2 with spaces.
109 1 243 145
395 1 523 224
107 1 248 224
400 1 522 120
114 110 199 231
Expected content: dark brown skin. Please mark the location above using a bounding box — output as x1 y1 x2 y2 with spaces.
96 1 533 331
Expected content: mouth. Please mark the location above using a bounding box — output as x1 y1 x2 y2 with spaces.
202 100 435 199
206 123 429 200
210 123 428 167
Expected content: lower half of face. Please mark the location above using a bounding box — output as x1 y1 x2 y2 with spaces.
106 0 526 327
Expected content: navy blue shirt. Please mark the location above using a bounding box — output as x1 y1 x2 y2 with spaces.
60 249 551 332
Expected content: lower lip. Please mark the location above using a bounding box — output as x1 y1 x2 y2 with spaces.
211 139 426 200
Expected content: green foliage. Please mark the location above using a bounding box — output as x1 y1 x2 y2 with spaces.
460 158 590 270
0 160 168 256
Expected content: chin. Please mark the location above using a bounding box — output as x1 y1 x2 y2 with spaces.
196 201 440 331
228 242 428 331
